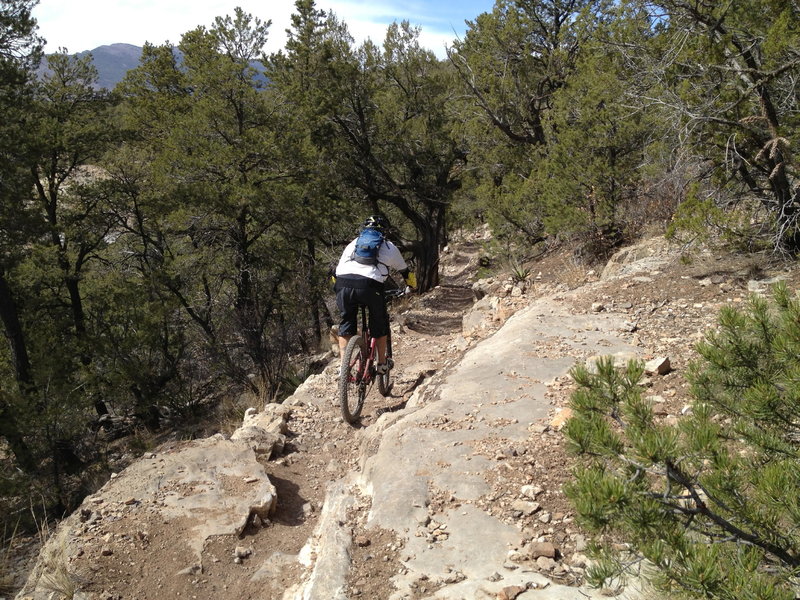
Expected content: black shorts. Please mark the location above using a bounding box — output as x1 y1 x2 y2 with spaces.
336 285 388 338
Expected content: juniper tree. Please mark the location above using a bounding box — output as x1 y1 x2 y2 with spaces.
565 282 800 599
0 0 41 474
295 16 464 291
645 0 800 253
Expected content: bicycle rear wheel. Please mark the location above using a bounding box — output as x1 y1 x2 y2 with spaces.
378 328 392 397
340 335 368 423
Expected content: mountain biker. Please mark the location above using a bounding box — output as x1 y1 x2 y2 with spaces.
334 215 416 374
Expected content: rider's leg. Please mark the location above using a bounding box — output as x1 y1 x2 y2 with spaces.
335 286 358 373
338 335 353 358
363 288 390 372
376 335 387 364
337 334 353 376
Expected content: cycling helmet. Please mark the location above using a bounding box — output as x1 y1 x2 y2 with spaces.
363 215 389 231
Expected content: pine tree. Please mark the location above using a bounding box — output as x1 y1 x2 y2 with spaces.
565 282 800 599
325 21 464 291
0 0 44 474
646 0 800 253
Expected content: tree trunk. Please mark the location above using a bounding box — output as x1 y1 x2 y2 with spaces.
65 274 109 415
416 236 441 291
0 394 36 473
0 270 36 472
408 205 445 292
0 269 35 390
306 238 323 347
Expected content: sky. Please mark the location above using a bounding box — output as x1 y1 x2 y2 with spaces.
32 0 496 59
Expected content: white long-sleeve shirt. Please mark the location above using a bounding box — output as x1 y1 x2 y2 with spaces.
335 237 408 283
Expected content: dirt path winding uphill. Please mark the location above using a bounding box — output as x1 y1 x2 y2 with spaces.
16 235 800 600
14 239 486 600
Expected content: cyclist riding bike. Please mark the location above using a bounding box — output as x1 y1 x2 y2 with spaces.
334 215 416 375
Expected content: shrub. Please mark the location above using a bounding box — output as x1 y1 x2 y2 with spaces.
565 282 800 599
666 184 771 254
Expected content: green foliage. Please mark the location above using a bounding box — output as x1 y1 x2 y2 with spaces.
451 1 667 258
545 0 674 256
0 0 797 549
116 9 323 398
667 184 769 253
508 258 531 285
276 11 464 291
650 0 800 252
566 283 800 599
0 1 41 66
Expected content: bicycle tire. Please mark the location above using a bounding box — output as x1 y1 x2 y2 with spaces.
377 327 392 397
340 335 368 423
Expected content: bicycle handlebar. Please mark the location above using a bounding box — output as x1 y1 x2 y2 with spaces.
385 286 411 299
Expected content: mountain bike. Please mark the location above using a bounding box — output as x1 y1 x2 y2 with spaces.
338 287 406 424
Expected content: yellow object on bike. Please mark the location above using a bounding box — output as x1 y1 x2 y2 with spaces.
404 272 417 288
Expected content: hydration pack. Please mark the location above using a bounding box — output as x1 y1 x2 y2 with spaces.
351 228 385 266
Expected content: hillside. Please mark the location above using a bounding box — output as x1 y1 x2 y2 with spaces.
37 43 267 89
10 233 799 600
36 44 142 89
77 44 142 89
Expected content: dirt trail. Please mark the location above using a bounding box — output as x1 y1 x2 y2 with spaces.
13 238 487 600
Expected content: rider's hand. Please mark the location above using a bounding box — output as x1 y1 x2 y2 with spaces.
403 272 417 289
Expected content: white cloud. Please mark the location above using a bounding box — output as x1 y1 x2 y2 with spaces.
33 0 479 58
34 0 292 53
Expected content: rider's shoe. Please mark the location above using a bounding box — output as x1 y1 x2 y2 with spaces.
376 358 394 374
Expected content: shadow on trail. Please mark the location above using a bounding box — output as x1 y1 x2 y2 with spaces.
403 284 475 336
419 284 475 310
354 369 436 424
268 475 308 527
375 401 407 417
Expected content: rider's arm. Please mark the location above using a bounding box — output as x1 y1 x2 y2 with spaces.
381 242 415 288
381 242 408 270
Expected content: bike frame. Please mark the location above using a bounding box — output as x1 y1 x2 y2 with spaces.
339 286 405 424
347 288 401 385
349 304 378 385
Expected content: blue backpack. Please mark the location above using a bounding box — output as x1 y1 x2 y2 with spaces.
351 228 385 266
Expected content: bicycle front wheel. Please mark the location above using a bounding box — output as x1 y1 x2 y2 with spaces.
340 335 368 423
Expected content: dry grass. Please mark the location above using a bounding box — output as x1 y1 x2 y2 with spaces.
0 522 18 596
212 391 252 437
38 538 79 600
555 255 597 288
28 500 80 600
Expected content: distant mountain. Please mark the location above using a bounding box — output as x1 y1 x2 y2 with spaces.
78 43 143 89
38 43 266 91
38 43 143 90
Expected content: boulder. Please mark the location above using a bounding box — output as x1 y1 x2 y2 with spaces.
585 351 640 373
230 426 286 459
462 295 495 337
601 237 674 281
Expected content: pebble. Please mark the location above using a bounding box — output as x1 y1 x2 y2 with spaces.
527 541 557 559
536 556 557 571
